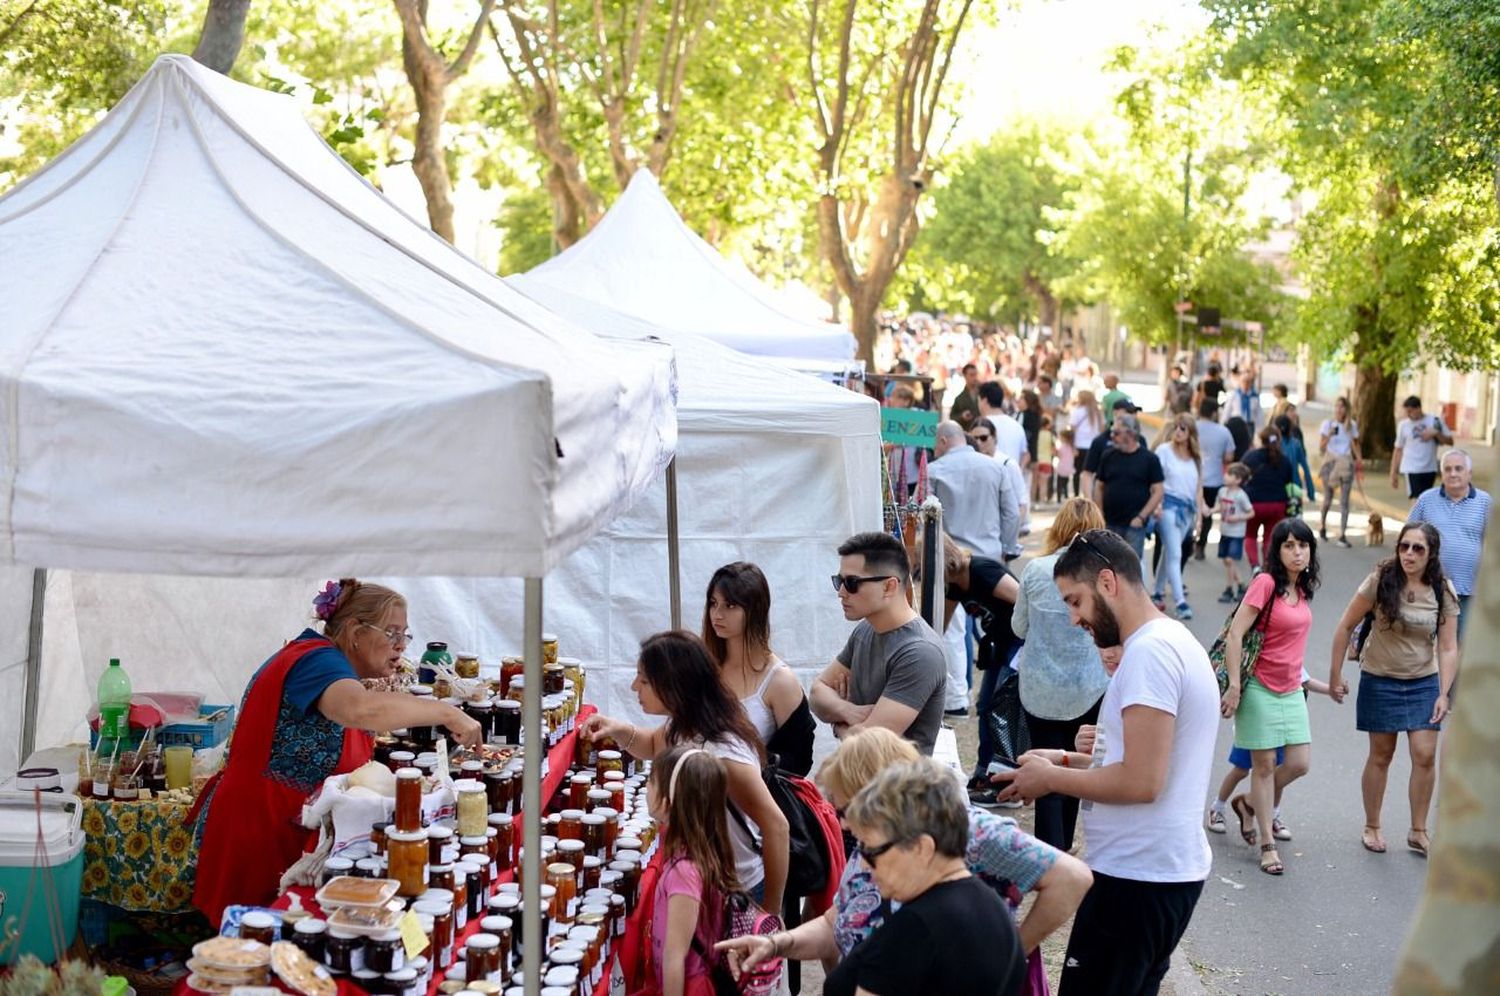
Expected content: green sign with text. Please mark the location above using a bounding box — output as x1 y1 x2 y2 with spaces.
880 407 939 449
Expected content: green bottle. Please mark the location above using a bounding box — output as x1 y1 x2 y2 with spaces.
97 658 132 743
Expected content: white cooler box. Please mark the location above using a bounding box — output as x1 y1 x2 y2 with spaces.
0 793 85 964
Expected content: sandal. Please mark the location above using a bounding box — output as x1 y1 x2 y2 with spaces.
1206 809 1227 834
1362 825 1387 853
1407 828 1430 858
1272 817 1292 841
1259 843 1284 875
1230 794 1257 845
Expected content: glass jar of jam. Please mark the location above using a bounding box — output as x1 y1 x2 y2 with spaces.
543 662 565 695
455 780 488 837
388 749 416 774
489 814 514 873
463 698 492 738
239 910 275 945
567 773 592 811
427 826 455 866
479 915 513 979
457 860 486 921
595 751 623 782
321 856 354 885
557 809 584 841
387 827 428 897
609 859 641 915
414 898 454 969
355 857 383 879
450 870 469 931
584 788 611 814
352 969 384 993
499 657 524 697
429 863 455 897
540 633 559 665
394 768 424 832
465 933 501 982
546 862 577 925
555 839 585 882
366 928 406 972
386 967 419 996
370 821 391 856
289 917 327 961
456 653 481 679
324 927 364 974
581 855 602 892
460 835 490 881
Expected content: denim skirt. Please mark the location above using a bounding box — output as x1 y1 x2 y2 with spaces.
1356 671 1442 733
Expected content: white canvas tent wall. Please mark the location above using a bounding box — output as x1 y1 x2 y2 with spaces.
524 170 858 362
0 56 676 991
393 279 883 727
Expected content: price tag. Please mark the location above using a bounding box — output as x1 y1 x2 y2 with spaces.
399 909 427 959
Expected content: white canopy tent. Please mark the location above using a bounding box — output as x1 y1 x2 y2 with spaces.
523 170 858 362
394 279 883 726
0 55 676 992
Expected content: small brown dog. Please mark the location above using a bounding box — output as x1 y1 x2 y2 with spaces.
1367 512 1385 546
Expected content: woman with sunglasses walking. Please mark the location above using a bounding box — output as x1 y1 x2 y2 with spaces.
190 579 482 926
1328 522 1460 857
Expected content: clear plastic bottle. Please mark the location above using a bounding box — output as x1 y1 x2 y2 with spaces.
96 658 132 744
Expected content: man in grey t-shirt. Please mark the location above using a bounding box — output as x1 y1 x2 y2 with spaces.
811 531 947 755
1194 397 1236 560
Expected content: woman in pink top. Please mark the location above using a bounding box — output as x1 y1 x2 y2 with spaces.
1218 518 1322 875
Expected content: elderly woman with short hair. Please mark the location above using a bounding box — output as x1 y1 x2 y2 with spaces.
717 728 1090 992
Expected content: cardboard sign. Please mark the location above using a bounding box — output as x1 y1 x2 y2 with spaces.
881 408 939 449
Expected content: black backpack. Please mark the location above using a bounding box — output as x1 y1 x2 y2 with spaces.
729 761 836 897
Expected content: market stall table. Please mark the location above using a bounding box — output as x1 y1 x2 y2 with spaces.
81 794 198 913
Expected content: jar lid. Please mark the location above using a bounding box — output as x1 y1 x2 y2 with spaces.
569 772 593 782
557 656 581 665
420 888 455 903
550 949 583 966
355 858 382 870
426 642 448 651
454 779 486 794
582 856 602 868
387 968 418 982
372 927 401 942
413 899 449 916
494 700 520 711
544 661 563 671
466 933 500 950
539 884 557 899
594 807 618 819
459 835 488 845
326 856 354 869
568 925 599 940
559 809 585 820
294 918 328 934
457 652 478 660
490 895 519 909
387 827 426 843
581 813 606 825
427 826 454 839
411 685 434 696
557 840 584 852
480 915 513 931
547 861 576 875
485 828 498 839
597 749 622 760
352 970 380 982
541 632 558 642
241 910 274 928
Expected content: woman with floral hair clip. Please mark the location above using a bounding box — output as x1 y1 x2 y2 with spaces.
190 578 482 925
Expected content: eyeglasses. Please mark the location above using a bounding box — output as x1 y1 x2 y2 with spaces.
831 574 894 594
359 622 413 647
1072 530 1115 571
1398 542 1428 554
973 433 992 442
856 838 906 866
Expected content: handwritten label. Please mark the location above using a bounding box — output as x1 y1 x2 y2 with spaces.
399 910 427 959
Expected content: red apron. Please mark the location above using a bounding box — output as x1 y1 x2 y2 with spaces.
189 637 372 926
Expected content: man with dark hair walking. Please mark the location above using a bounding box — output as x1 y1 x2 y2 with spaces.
994 528 1218 995
811 532 947 755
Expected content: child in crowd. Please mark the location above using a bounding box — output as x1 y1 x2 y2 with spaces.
1207 670 1331 839
1055 426 1076 502
1036 415 1056 504
649 746 739 996
1217 462 1255 603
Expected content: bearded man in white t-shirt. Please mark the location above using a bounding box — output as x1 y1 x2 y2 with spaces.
993 528 1219 996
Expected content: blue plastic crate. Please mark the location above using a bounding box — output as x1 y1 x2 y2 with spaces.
158 703 235 748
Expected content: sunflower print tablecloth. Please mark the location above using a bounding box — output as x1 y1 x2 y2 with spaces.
81 797 197 912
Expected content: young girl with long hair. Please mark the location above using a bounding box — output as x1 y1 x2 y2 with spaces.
649 746 741 996
583 631 791 911
1328 522 1459 857
1151 413 1209 620
702 563 812 773
1068 390 1104 453
1317 397 1362 547
1220 518 1321 875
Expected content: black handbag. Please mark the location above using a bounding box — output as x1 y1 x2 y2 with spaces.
985 666 1032 759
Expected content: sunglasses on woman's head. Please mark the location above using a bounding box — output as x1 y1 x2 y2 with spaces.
831 574 894 594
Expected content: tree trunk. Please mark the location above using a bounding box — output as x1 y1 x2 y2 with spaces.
848 285 882 366
192 0 252 74
1351 311 1398 459
1393 455 1500 991
407 72 455 243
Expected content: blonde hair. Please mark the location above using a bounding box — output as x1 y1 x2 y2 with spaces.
940 534 969 580
322 579 406 655
817 727 920 804
1044 498 1107 554
845 758 970 858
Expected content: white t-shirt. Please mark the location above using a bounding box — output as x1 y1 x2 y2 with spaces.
1154 444 1200 503
699 734 765 890
1196 419 1235 487
990 451 1028 555
1397 415 1444 473
1070 405 1103 452
988 412 1029 466
1082 618 1218 883
1320 419 1358 459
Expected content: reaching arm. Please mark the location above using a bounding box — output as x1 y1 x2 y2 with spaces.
317 680 481 747
579 713 668 760
717 906 838 979
1433 609 1460 722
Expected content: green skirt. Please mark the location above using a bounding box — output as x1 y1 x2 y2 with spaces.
1234 677 1310 750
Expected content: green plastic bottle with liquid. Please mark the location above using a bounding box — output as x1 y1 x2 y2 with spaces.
97 657 133 743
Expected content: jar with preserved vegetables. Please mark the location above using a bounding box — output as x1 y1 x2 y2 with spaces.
540 633 559 665
455 653 481 679
456 780 488 837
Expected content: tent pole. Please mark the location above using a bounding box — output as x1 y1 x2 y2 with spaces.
666 458 682 628
20 568 45 763
522 577 544 996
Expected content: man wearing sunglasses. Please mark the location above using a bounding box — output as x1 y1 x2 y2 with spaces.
1093 412 1164 561
991 529 1218 994
811 532 947 755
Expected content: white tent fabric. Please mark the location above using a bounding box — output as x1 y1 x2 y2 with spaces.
391 281 883 723
524 171 857 362
0 56 677 773
0 55 676 579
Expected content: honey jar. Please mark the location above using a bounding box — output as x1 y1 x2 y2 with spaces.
387 828 429 898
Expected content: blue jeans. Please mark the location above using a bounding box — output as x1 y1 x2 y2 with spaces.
1153 499 1194 605
972 644 1023 781
1108 523 1148 562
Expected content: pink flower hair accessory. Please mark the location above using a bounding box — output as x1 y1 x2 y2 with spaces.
312 580 342 621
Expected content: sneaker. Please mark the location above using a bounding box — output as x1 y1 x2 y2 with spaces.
1176 602 1194 621
943 707 969 718
1337 536 1352 548
1207 809 1227 834
968 785 1003 808
1151 593 1166 610
1218 586 1236 603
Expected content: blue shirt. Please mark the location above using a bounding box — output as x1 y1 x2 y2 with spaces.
1411 486 1492 595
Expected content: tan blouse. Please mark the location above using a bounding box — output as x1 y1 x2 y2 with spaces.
1356 572 1458 679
